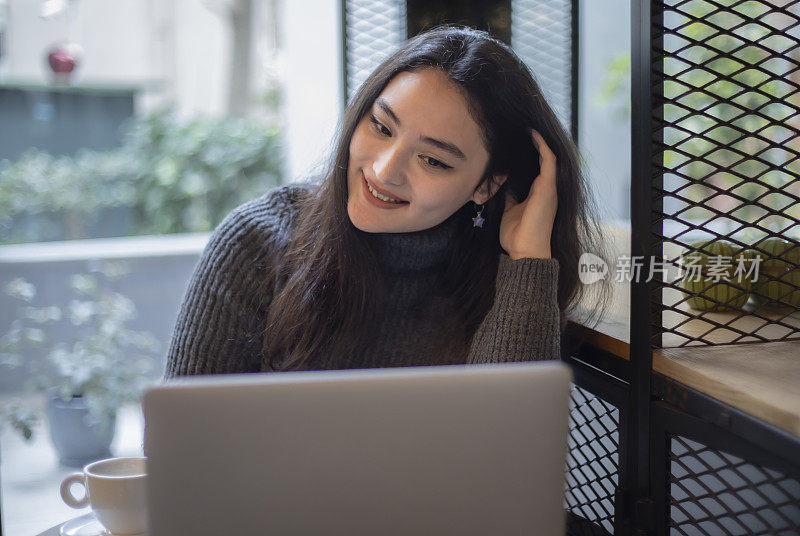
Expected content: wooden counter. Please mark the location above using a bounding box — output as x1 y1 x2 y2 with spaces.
568 311 800 439
651 342 800 437
566 222 800 438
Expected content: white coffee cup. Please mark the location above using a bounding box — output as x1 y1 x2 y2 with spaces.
60 456 148 535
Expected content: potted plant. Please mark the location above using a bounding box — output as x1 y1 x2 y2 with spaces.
0 260 158 467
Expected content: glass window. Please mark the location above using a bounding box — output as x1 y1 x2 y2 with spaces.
0 1 313 533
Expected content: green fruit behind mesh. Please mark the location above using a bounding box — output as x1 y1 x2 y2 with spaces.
680 239 752 312
747 237 800 308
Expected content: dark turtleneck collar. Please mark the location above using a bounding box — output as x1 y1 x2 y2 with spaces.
367 210 462 275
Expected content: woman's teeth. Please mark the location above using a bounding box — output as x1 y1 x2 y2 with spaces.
368 182 405 204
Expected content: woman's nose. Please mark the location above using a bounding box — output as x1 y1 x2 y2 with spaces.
373 145 406 187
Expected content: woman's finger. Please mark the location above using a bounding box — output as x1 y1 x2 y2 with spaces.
531 129 556 180
531 129 544 168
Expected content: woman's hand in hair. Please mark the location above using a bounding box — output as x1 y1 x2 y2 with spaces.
499 129 558 260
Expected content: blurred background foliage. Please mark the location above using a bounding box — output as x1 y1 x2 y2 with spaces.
0 109 283 245
660 0 800 235
597 0 800 240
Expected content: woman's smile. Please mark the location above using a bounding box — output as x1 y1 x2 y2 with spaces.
362 171 409 207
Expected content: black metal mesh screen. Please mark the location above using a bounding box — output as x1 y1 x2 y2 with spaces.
652 0 800 347
565 384 620 535
669 434 800 535
511 0 574 133
343 0 407 104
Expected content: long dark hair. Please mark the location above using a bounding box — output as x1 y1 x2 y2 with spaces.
263 25 610 371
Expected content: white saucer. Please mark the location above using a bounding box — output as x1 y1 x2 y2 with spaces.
59 513 147 536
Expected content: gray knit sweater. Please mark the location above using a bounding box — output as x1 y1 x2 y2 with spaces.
164 184 562 378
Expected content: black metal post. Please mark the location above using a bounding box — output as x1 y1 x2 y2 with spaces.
629 0 663 533
650 401 669 536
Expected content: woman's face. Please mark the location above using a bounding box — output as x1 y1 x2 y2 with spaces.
347 68 491 233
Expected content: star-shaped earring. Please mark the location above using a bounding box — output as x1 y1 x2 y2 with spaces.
472 204 485 228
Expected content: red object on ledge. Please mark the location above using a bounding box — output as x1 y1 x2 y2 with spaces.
47 42 83 82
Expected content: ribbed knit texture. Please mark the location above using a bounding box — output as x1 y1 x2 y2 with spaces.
164 184 562 379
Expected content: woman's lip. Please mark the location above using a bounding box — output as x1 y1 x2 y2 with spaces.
361 173 409 209
363 173 408 202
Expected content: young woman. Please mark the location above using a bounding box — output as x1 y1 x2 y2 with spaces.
164 25 607 378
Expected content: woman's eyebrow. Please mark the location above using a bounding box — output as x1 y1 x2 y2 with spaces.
375 98 402 126
374 98 467 161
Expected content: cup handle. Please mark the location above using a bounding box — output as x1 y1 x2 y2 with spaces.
60 473 89 509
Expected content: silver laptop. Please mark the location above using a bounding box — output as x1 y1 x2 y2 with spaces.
143 361 572 535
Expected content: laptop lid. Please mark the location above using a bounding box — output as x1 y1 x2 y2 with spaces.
143 361 572 535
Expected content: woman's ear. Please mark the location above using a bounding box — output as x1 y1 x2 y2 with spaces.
472 173 509 205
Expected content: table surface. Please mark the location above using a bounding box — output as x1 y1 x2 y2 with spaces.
566 295 800 439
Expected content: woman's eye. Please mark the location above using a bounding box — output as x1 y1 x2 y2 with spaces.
369 116 391 136
422 156 452 170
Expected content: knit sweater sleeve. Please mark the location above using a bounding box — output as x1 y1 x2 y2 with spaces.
466 255 562 363
163 186 302 379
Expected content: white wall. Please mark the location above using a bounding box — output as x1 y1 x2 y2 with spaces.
277 0 343 183
169 0 229 117
0 0 341 185
0 0 260 119
0 0 155 85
